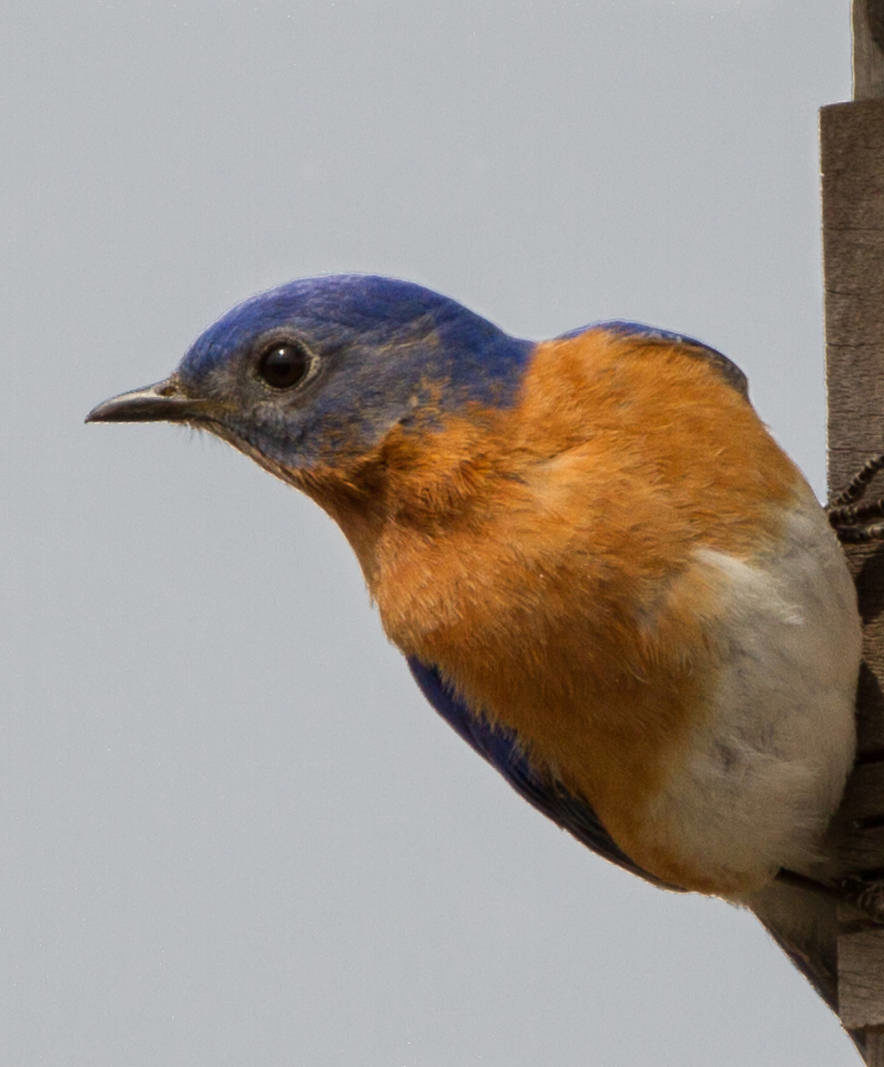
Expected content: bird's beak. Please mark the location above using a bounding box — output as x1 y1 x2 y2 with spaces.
85 377 211 424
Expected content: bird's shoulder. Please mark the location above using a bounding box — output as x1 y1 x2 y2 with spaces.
555 320 749 399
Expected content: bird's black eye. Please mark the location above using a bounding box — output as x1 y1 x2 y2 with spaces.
257 342 311 389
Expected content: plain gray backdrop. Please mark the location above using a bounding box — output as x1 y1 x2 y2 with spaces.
5 2 863 1064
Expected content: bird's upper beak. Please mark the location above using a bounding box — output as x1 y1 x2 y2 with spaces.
85 377 212 424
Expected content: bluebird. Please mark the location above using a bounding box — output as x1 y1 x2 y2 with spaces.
87 274 883 1012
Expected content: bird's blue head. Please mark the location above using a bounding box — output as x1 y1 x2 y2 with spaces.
87 275 532 478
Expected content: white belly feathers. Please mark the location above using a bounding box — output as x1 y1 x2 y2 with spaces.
645 491 861 895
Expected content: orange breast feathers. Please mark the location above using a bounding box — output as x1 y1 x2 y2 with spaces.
310 328 822 891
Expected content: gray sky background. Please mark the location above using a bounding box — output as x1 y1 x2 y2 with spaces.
5 3 863 1064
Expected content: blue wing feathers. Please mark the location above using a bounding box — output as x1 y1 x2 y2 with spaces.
559 320 749 398
407 657 682 890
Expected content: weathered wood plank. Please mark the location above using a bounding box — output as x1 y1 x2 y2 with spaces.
823 91 884 764
826 7 884 1059
854 0 884 99
832 823 884 873
839 928 884 1029
865 1029 884 1063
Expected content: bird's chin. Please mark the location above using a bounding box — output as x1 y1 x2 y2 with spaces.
205 423 305 491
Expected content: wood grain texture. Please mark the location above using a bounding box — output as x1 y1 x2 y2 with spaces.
854 1 884 99
866 1030 884 1062
824 16 884 1058
822 99 884 479
838 927 884 1029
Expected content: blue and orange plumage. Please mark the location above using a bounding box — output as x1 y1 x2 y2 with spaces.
87 274 873 1013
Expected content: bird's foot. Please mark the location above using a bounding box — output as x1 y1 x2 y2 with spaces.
827 454 884 543
777 869 884 923
839 876 884 923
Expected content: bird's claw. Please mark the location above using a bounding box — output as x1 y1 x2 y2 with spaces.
828 454 884 543
839 876 884 923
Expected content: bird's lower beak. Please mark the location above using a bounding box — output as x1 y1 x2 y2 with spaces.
85 378 210 424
